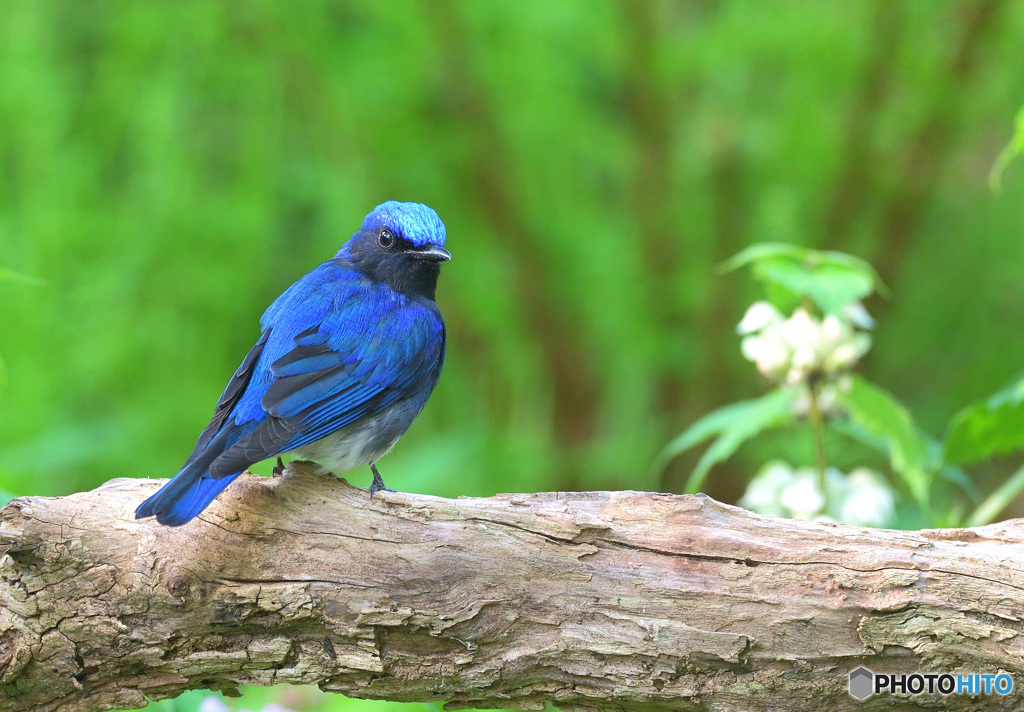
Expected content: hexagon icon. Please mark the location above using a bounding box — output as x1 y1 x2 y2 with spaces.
849 666 874 700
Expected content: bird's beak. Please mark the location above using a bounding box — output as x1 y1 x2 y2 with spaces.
408 245 452 262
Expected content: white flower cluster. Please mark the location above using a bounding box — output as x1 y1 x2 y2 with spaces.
737 301 873 385
738 460 896 527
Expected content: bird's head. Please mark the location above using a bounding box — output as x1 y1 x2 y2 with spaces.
340 201 451 299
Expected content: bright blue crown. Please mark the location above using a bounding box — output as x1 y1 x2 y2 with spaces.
361 201 446 248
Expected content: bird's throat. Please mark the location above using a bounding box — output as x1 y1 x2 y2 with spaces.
369 260 440 301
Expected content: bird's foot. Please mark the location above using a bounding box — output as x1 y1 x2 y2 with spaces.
272 456 286 477
369 463 396 497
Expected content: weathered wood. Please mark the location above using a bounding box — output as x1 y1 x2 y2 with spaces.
1 463 1023 711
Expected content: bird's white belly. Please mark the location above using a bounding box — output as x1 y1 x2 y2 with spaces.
291 416 401 474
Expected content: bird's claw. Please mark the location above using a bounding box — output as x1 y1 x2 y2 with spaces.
369 463 396 497
273 456 286 477
369 481 395 497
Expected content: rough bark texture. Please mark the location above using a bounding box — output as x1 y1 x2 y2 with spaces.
1 463 1023 711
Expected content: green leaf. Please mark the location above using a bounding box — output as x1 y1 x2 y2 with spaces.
944 374 1024 465
720 243 886 314
0 489 13 507
652 388 797 493
967 463 1024 527
829 417 890 454
831 418 975 501
719 242 810 272
0 267 45 286
990 106 1024 192
757 257 874 314
837 375 932 507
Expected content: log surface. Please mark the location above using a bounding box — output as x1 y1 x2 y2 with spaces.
1 463 1023 711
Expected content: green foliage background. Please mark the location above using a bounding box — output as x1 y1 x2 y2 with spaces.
1 1 1023 710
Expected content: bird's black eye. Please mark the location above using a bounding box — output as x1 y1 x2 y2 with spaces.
378 228 396 249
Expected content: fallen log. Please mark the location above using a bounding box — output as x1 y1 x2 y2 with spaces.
1 463 1022 711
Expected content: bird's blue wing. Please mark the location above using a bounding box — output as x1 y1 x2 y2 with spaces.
207 281 444 476
186 328 271 463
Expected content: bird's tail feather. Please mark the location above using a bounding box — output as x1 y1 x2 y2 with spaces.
135 466 241 527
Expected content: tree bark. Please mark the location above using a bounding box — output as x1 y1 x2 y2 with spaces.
1 464 1023 712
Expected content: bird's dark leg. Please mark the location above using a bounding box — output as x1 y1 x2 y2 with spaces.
273 456 286 477
369 462 395 496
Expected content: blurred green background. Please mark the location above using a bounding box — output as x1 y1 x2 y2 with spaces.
1 1 1023 710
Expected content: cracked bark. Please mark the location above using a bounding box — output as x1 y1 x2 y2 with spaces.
2 463 1024 711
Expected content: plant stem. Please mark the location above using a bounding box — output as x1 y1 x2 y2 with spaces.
807 380 828 497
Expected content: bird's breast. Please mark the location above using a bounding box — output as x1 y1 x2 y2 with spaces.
291 398 425 473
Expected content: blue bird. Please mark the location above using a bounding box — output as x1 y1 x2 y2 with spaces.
136 201 451 526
